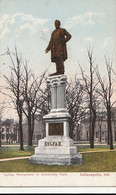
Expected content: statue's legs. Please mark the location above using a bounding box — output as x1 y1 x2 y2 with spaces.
56 58 64 74
49 57 64 76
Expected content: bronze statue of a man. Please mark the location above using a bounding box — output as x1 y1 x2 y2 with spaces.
45 20 72 76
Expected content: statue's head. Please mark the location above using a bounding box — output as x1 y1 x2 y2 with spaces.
55 20 61 29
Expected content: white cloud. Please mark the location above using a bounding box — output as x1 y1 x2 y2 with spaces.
0 13 49 39
0 14 9 29
85 37 94 42
0 14 11 39
21 14 48 26
16 14 49 37
103 36 113 48
39 28 49 41
64 12 105 29
16 23 36 37
41 28 49 33
0 13 23 31
0 27 10 39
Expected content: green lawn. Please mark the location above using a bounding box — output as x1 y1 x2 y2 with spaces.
78 145 116 152
0 146 35 159
0 145 116 159
0 151 116 172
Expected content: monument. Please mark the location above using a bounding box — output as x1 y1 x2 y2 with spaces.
29 20 82 165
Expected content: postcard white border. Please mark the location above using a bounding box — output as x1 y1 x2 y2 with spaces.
0 172 116 187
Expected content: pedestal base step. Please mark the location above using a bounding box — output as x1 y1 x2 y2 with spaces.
29 153 82 165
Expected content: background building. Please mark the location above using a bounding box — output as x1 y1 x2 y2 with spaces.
1 119 18 143
76 107 116 142
22 114 45 143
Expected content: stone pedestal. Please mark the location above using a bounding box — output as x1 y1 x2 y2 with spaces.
29 74 82 165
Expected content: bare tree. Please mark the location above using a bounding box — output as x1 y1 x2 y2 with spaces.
96 56 116 149
97 108 106 142
38 84 51 116
0 107 3 147
0 82 5 147
4 47 24 150
79 49 99 148
21 64 47 146
66 76 86 139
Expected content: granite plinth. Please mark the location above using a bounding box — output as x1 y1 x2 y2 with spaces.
29 136 82 165
29 153 82 165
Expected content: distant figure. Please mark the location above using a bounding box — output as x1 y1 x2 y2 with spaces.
45 20 72 76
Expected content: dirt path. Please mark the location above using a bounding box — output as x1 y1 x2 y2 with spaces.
0 156 30 162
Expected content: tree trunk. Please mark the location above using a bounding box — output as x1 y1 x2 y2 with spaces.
69 120 74 139
0 131 1 147
77 128 81 141
89 108 93 148
99 126 102 142
27 113 33 146
107 127 110 145
92 108 96 148
86 131 89 141
19 112 24 151
89 107 96 149
89 125 93 148
107 107 114 150
31 114 35 143
90 121 95 149
0 119 1 147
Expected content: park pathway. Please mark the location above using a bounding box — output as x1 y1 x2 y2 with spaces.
0 149 116 162
0 156 30 162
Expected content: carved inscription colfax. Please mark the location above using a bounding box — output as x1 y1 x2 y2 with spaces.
44 141 62 146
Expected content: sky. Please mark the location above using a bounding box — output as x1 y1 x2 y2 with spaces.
0 0 116 119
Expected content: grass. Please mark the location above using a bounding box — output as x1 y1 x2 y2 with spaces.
0 146 35 159
77 145 116 152
0 145 116 159
0 151 116 172
0 145 116 172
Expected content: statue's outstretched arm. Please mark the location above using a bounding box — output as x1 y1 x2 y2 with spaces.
45 36 52 52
